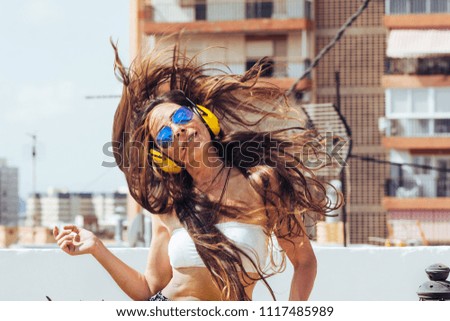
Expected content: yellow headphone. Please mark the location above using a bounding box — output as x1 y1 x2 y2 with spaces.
150 103 221 174
195 104 221 138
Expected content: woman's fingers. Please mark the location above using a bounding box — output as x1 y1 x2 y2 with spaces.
54 225 85 255
60 239 75 254
57 234 75 247
54 228 76 242
53 226 59 238
63 225 80 234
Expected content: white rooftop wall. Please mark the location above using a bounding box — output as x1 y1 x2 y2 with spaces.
0 245 448 301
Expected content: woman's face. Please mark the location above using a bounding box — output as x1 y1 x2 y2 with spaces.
148 102 212 167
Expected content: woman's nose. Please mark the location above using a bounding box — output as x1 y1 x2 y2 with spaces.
173 125 186 138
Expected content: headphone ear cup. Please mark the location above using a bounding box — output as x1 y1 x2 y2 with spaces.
195 104 220 137
149 149 182 174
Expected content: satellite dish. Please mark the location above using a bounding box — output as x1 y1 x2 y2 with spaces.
128 213 152 247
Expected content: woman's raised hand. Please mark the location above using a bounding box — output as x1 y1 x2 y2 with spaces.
53 225 99 256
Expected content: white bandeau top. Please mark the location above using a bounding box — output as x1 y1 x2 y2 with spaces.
167 221 269 273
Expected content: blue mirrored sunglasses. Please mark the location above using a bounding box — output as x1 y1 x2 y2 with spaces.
155 106 194 148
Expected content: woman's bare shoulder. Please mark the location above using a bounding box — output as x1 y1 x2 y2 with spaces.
151 210 183 233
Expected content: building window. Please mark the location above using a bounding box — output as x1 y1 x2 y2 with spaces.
437 159 450 196
435 119 450 134
195 0 206 20
388 0 450 14
388 88 450 116
245 36 287 78
417 57 450 75
386 155 450 198
246 58 274 77
431 0 448 13
436 89 450 113
389 0 409 14
411 119 430 135
305 0 312 19
246 1 273 19
410 0 426 14
412 89 428 113
391 89 409 113
413 156 431 175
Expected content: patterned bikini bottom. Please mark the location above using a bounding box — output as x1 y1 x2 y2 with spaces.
148 291 170 301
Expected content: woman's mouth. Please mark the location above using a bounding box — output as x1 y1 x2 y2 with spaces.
187 132 196 144
180 131 196 147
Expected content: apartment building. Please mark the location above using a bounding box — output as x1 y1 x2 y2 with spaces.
125 0 450 245
93 192 128 224
129 0 393 244
0 159 19 226
132 0 314 94
381 0 450 244
26 189 127 229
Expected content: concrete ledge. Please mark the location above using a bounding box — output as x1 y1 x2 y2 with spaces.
1 246 449 301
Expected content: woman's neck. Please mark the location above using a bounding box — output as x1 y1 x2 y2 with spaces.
185 141 232 191
187 159 229 192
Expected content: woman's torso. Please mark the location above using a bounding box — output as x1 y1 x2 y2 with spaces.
158 168 270 300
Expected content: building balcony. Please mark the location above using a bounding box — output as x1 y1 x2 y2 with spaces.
383 196 450 210
382 136 450 150
385 0 450 29
385 118 450 137
141 0 313 35
385 57 450 76
382 75 450 88
1 246 450 300
385 176 450 199
386 0 450 15
384 13 450 29
202 56 312 90
383 86 450 149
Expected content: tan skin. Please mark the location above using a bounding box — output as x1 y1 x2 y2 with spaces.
53 102 317 301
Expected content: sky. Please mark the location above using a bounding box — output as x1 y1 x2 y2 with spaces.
0 0 131 200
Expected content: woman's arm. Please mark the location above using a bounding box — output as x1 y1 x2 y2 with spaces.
250 167 317 300
92 214 173 300
90 235 152 300
53 213 172 301
276 224 317 301
143 214 173 295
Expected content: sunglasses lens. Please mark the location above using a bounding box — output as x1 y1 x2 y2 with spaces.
156 126 173 148
172 106 193 125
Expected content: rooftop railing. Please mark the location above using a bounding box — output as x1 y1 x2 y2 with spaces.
200 56 310 78
144 0 311 23
386 175 450 197
385 57 450 76
386 0 450 15
386 118 450 137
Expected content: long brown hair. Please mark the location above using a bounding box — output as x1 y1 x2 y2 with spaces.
110 37 342 300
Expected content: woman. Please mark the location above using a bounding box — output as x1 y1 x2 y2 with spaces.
53 39 342 301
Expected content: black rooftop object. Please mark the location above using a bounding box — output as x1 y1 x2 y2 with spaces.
417 263 450 301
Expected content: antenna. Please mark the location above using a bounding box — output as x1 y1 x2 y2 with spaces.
27 133 39 228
